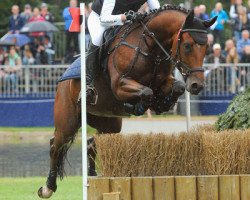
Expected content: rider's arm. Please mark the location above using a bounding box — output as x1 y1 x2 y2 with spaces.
99 0 125 26
147 0 160 10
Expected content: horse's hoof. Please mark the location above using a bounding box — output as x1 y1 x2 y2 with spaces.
38 186 53 199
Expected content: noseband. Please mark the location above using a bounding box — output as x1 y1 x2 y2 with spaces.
174 27 206 78
141 22 206 80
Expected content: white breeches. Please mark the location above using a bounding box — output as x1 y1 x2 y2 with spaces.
88 11 107 46
88 0 160 46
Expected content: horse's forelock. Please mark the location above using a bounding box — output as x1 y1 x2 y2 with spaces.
183 16 208 45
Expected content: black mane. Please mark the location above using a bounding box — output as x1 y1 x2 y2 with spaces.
136 4 190 20
149 4 190 15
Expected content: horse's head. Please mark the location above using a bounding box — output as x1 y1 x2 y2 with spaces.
172 10 217 95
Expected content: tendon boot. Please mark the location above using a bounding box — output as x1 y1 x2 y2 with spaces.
86 42 99 105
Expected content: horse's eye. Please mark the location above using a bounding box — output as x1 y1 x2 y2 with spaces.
183 43 192 53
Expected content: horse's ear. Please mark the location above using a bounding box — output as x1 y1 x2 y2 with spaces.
185 9 195 25
202 16 218 28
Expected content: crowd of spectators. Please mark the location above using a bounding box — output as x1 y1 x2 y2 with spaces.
0 3 56 92
1 3 55 67
192 2 250 92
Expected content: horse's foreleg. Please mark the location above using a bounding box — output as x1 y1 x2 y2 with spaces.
153 76 186 114
114 77 153 116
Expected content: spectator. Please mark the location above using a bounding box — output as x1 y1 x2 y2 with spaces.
35 38 48 64
199 5 209 21
4 46 22 92
246 0 250 30
210 2 229 49
40 3 54 23
230 0 247 41
194 6 201 18
237 30 250 91
205 44 227 93
236 29 250 60
43 35 55 64
206 43 226 65
9 5 25 34
206 33 214 56
20 4 33 24
29 7 45 22
0 48 6 65
22 45 35 65
29 7 45 37
224 39 241 92
63 0 79 63
225 39 239 64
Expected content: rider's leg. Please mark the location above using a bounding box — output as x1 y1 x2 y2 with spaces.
86 43 99 105
86 11 106 105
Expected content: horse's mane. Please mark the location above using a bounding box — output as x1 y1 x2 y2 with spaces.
148 4 189 15
135 4 190 21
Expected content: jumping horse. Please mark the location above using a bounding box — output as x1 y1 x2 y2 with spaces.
38 5 216 198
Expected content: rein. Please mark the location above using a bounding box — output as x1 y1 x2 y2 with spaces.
140 22 206 80
109 15 207 88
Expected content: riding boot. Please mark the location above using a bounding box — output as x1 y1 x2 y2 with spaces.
86 42 99 105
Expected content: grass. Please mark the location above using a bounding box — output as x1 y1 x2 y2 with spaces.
0 126 97 145
0 127 54 132
0 177 82 200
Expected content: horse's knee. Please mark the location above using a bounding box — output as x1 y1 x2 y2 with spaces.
172 80 186 97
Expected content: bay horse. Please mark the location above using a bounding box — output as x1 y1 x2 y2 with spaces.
38 5 216 198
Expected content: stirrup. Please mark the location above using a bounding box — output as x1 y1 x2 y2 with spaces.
86 85 98 105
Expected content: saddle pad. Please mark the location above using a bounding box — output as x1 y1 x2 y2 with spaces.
58 57 81 82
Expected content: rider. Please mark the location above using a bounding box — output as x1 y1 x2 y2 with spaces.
86 0 161 105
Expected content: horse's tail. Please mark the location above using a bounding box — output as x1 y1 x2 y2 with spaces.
57 137 75 180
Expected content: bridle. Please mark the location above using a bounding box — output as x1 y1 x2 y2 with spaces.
141 22 206 80
108 17 208 86
174 27 207 79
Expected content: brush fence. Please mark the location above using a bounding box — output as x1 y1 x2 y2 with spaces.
88 175 250 200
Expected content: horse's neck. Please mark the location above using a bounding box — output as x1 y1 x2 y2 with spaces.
147 11 186 44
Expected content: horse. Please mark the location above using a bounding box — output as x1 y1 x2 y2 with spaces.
38 5 216 198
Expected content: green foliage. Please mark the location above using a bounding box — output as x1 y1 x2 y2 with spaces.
216 88 250 131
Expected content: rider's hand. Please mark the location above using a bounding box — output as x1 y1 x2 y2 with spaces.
121 14 126 22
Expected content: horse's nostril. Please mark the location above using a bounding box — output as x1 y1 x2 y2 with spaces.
191 83 198 89
190 83 204 94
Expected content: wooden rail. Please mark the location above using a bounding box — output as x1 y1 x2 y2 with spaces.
88 175 250 200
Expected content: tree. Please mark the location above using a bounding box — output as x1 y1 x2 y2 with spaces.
216 87 250 130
